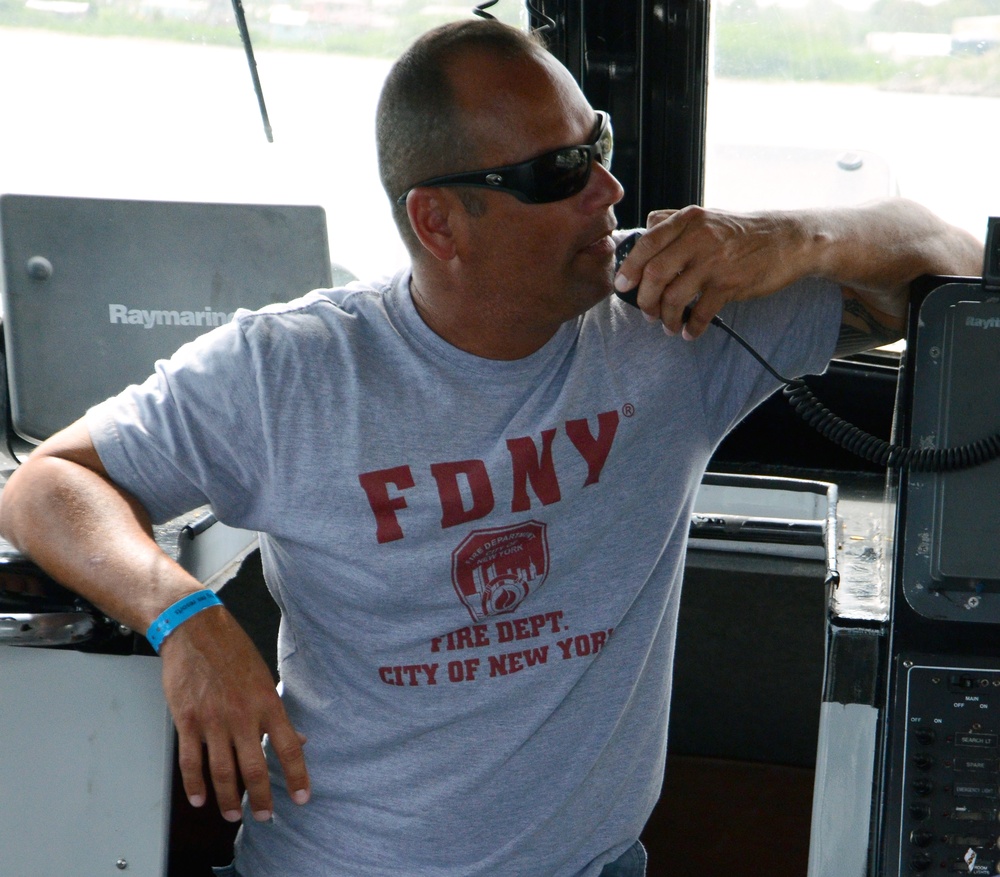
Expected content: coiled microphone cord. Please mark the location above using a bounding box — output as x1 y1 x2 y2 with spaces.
709 313 1000 473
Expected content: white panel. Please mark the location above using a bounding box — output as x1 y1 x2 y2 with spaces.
807 701 878 877
0 648 172 877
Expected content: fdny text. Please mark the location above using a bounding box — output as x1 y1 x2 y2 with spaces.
358 410 620 543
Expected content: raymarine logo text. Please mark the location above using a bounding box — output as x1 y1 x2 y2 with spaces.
966 316 1000 330
109 304 236 330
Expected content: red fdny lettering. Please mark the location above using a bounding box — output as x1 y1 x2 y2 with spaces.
357 410 622 543
507 428 561 512
565 410 619 486
358 466 415 544
430 460 495 529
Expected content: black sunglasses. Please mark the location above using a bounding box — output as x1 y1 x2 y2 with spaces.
396 111 613 206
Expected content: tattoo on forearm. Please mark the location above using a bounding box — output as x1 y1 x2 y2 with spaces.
836 297 898 356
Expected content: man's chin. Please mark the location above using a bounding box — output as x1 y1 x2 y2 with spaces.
568 275 617 318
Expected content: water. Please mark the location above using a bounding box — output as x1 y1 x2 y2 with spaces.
0 28 404 278
707 78 1000 241
1 27 997 279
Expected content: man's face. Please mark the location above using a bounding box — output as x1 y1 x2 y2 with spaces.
447 49 625 333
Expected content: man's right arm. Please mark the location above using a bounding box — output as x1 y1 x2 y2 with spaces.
0 417 310 822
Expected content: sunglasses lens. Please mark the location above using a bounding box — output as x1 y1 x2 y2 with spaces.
597 117 614 169
532 147 592 202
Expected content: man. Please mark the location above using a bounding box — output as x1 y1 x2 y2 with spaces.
0 19 982 877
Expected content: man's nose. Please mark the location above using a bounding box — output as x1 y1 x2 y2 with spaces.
585 162 625 209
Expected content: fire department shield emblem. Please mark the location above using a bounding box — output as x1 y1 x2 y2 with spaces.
451 521 549 622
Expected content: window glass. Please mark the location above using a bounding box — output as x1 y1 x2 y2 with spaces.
0 2 525 281
706 0 999 246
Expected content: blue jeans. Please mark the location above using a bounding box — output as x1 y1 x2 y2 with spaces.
213 840 646 877
599 840 647 877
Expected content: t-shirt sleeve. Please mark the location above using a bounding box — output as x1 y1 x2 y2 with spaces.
85 318 267 526
695 276 842 440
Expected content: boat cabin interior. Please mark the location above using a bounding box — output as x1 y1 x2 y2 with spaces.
0 0 998 874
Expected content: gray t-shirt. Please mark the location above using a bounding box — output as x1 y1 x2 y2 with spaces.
87 270 840 877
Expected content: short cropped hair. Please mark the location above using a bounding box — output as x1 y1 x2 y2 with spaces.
376 19 546 252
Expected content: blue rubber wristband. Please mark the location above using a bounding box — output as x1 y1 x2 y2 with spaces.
146 589 222 654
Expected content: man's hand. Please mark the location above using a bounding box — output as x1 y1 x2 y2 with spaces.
160 604 310 823
614 206 809 339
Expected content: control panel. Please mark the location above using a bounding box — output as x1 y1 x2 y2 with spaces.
900 285 1000 624
886 656 1000 876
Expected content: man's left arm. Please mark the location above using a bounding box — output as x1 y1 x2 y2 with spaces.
614 198 985 350
836 289 904 357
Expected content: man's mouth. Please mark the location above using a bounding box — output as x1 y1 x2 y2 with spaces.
580 229 616 257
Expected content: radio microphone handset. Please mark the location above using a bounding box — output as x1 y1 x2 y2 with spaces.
613 229 1000 473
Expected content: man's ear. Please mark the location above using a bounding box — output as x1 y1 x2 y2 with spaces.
405 189 460 262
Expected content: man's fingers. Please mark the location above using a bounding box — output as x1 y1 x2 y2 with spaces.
205 731 245 822
646 208 678 227
641 266 699 333
176 729 207 809
269 721 311 806
630 255 689 320
679 300 713 340
614 212 688 294
235 735 276 822
179 716 309 823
